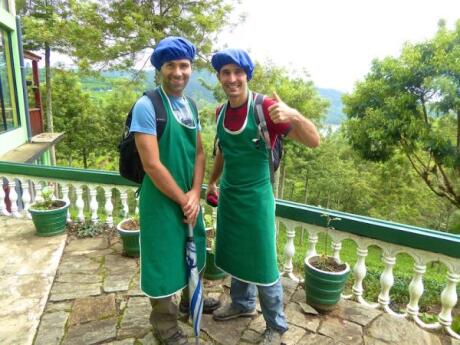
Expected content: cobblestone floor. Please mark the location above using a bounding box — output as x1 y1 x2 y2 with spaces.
2 217 459 345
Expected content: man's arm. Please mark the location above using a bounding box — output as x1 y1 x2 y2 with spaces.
134 133 192 221
183 133 206 224
206 146 223 197
268 92 320 148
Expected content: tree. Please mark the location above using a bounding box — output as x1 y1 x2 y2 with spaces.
343 20 460 208
51 70 103 168
17 0 240 163
250 63 328 197
66 0 241 69
17 0 78 163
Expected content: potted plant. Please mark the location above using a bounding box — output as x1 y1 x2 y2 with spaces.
117 213 140 257
304 213 350 311
203 212 227 280
28 186 70 237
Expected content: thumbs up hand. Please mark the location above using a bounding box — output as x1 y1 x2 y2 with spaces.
267 91 299 124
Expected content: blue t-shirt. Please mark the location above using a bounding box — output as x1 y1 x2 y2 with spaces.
130 94 200 136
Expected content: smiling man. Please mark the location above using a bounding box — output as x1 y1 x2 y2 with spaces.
130 36 219 345
207 48 320 345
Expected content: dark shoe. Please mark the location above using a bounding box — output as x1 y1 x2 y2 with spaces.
213 303 257 321
155 329 190 345
259 328 282 345
179 297 221 314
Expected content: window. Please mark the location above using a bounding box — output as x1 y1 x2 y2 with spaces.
0 30 18 133
0 1 8 11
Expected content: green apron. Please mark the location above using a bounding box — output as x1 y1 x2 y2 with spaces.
215 91 279 285
139 86 206 298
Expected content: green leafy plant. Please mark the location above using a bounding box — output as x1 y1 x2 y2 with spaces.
75 222 105 238
313 212 344 272
30 186 62 210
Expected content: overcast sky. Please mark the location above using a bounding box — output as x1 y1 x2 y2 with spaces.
216 0 460 92
48 0 460 93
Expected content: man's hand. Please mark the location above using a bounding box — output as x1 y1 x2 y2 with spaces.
182 189 201 226
267 91 299 124
206 183 218 198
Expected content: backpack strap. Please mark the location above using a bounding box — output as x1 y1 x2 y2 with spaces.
186 96 198 120
143 89 167 139
253 92 275 185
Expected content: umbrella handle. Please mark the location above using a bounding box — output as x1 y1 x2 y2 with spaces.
187 223 194 238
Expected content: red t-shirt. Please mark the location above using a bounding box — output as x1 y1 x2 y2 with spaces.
215 94 291 148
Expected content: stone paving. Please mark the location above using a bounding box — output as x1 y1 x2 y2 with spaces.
0 217 67 345
2 216 460 345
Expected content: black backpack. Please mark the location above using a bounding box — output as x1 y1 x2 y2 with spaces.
118 88 198 184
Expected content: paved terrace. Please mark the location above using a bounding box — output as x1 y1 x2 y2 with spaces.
1 216 459 345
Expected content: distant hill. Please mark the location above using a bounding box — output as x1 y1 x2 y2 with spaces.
35 67 344 124
317 88 345 125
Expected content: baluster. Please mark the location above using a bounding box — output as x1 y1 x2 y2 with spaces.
282 221 298 282
35 182 44 203
75 185 85 223
378 253 397 313
104 187 114 227
438 272 460 331
21 180 31 218
61 184 71 223
331 240 342 263
305 229 318 259
120 190 129 218
89 186 99 223
407 263 426 320
8 179 19 217
353 247 368 304
0 178 9 216
135 196 139 215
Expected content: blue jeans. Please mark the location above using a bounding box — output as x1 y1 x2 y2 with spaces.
230 277 288 334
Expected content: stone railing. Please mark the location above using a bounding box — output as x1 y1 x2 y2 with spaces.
1 161 460 339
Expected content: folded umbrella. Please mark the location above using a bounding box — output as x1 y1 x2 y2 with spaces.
185 223 204 345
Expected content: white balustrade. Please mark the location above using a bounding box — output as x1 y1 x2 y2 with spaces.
8 180 19 217
331 240 342 263
75 185 85 223
353 247 368 304
21 180 31 218
34 182 43 203
282 220 299 282
104 187 114 227
120 190 129 218
305 229 318 259
378 252 397 314
61 185 71 223
89 186 99 223
0 179 9 216
439 272 460 335
407 263 426 319
0 175 139 227
1 169 460 340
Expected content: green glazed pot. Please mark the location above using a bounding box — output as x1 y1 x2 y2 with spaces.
29 200 69 237
203 250 227 280
304 255 350 311
117 219 140 257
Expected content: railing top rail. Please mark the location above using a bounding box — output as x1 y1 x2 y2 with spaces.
2 161 460 259
0 161 138 186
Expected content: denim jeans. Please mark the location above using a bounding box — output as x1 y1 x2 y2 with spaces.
230 277 288 333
